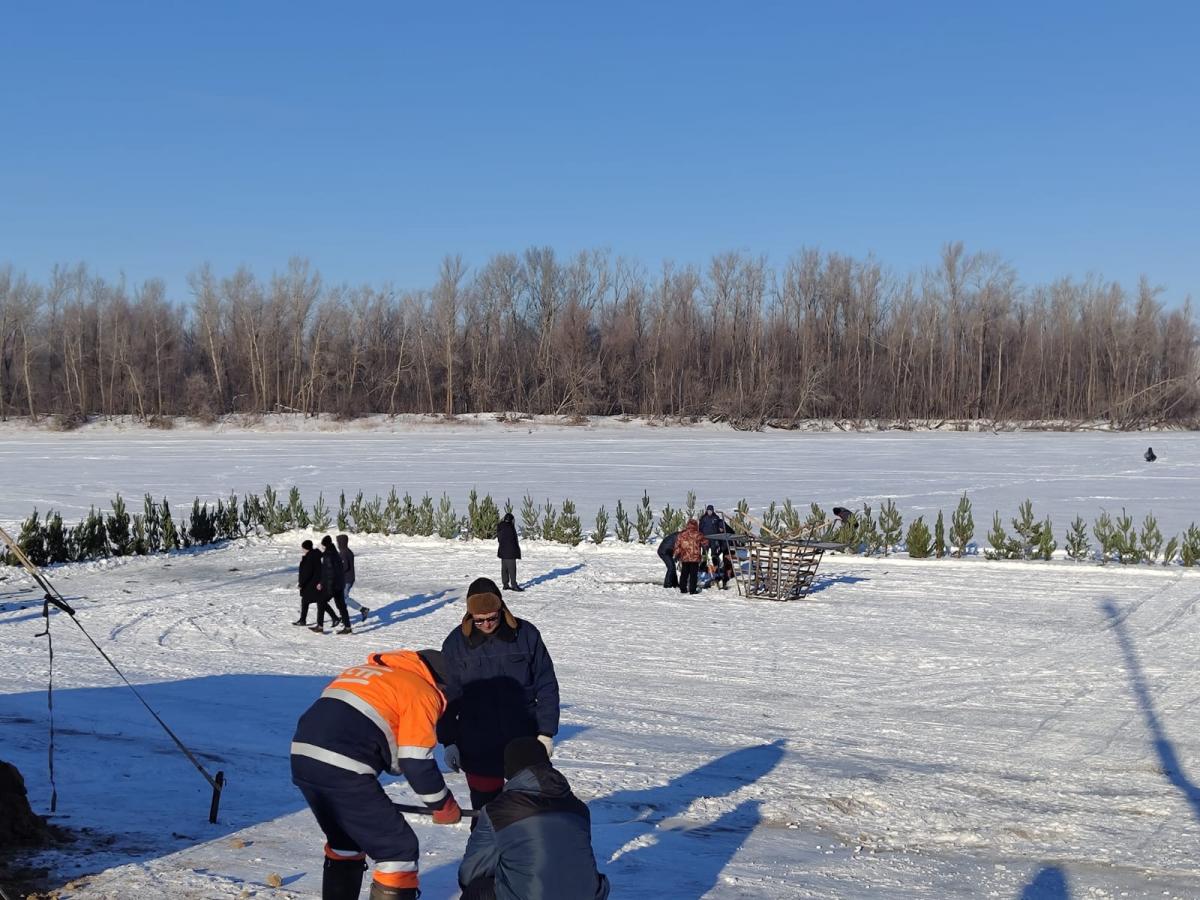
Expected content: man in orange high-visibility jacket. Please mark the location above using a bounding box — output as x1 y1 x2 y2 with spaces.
292 649 462 900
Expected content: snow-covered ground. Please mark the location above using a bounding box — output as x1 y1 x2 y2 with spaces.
2 427 1200 899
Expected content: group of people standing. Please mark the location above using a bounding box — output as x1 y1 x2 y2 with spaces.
290 576 609 900
657 504 736 593
295 533 369 634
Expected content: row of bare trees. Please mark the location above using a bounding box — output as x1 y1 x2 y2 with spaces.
1 244 1196 426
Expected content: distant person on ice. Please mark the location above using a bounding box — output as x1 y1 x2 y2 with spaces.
294 539 336 628
657 529 680 588
439 577 560 823
337 533 369 623
673 519 709 595
1145 446 1157 462
458 736 610 900
496 512 524 592
291 649 462 900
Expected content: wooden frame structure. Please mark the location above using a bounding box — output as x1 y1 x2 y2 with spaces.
710 529 844 601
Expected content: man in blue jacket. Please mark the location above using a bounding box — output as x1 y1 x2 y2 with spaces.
458 736 610 900
439 577 560 822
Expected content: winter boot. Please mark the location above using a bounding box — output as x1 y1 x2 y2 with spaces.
292 619 309 626
361 607 370 623
310 625 325 634
368 882 419 899
511 585 524 592
322 856 366 900
338 625 353 635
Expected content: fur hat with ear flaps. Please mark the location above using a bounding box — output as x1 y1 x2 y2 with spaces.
461 576 517 636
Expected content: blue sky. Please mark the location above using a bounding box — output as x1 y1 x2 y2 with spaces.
2 1 1197 302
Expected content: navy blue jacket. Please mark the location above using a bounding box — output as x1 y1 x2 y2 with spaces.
459 765 610 900
657 531 679 556
438 615 559 777
698 511 723 536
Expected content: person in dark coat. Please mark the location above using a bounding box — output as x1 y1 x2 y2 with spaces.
657 530 680 588
294 539 336 627
698 505 726 587
337 533 370 623
1145 446 1157 462
496 512 524 592
319 535 351 634
439 577 560 824
458 736 610 900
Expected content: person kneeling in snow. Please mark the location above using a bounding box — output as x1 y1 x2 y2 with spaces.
458 736 610 900
291 649 462 900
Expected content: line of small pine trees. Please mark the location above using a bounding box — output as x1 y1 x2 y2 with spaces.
6 487 1200 569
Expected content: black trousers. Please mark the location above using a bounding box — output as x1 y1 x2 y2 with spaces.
679 561 700 594
659 550 679 587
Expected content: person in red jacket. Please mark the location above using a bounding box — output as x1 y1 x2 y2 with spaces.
291 649 463 900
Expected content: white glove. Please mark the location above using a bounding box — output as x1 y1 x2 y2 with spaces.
537 734 554 758
443 744 461 772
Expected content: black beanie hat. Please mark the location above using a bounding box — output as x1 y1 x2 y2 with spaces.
468 576 502 599
503 735 550 779
416 649 449 685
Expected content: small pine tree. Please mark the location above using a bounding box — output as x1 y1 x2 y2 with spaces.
732 498 752 535
779 499 802 536
878 499 903 555
240 495 257 536
189 499 217 545
143 493 162 552
985 511 1020 560
337 490 349 532
558 499 582 546
1010 499 1040 559
160 499 179 551
1113 508 1139 564
1035 516 1056 560
520 493 541 540
310 493 332 531
541 500 560 542
950 493 974 557
804 502 827 535
1139 512 1163 564
1163 535 1180 566
466 488 482 538
761 501 782 538
591 505 608 544
934 510 946 559
1065 516 1090 560
614 499 632 542
106 494 132 557
468 490 500 540
905 517 932 558
224 493 241 538
384 487 402 534
857 504 882 556
16 511 48 567
288 486 309 529
1093 510 1114 564
1180 524 1200 567
503 498 513 518
398 492 417 535
45 511 68 563
415 494 435 536
131 514 147 556
659 503 685 537
434 494 459 539
685 490 697 521
635 491 654 542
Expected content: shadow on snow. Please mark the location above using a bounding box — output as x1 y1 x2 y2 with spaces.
593 740 786 898
1018 864 1071 899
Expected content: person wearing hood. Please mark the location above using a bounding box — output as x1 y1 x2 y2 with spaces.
673 519 709 595
319 534 351 634
439 577 560 823
291 649 462 900
496 512 524 592
458 736 610 900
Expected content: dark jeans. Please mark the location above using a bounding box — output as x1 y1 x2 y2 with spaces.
299 593 337 625
658 550 679 588
679 561 700 594
328 588 349 627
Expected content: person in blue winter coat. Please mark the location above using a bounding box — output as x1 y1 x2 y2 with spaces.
439 577 560 823
458 736 610 900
